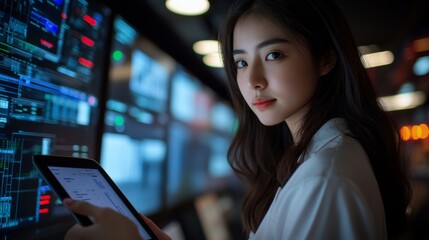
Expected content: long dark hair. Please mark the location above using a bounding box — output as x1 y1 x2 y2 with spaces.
218 0 411 238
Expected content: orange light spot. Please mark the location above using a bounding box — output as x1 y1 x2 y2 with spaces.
420 124 429 139
400 126 411 141
412 125 421 140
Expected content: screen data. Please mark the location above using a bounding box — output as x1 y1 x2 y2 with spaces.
0 0 111 234
100 16 174 215
167 67 237 206
48 166 153 239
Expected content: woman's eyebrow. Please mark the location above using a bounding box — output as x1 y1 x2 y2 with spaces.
233 38 290 55
257 38 290 49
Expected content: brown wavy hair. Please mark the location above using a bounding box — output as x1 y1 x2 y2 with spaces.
218 0 411 238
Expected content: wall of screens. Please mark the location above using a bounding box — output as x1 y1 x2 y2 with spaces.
0 0 112 238
100 15 237 214
167 67 236 207
0 1 237 238
100 15 174 215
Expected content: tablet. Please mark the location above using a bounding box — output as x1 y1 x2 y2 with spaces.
32 154 158 240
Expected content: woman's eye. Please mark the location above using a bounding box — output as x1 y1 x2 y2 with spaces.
267 52 282 61
235 60 247 68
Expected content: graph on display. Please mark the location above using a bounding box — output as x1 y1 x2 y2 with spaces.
0 1 238 238
0 0 111 237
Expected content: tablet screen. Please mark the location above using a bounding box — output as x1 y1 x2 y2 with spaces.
48 166 153 240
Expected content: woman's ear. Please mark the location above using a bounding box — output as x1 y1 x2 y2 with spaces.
319 51 337 76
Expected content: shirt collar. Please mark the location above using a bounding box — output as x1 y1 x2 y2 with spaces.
298 118 350 163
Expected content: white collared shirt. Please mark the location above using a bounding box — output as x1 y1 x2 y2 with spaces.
249 118 387 240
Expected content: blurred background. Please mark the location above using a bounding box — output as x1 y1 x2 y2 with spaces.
0 0 429 239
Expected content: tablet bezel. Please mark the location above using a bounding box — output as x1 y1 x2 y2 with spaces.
32 154 159 240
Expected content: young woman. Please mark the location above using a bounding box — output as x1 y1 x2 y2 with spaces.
218 0 411 239
64 0 411 239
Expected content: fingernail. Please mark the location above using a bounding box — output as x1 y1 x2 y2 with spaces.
63 198 74 206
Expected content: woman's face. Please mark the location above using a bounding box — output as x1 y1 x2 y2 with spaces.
233 14 324 128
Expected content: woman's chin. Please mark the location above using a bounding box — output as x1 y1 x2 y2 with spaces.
257 117 284 126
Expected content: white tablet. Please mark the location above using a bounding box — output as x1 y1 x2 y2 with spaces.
32 154 159 240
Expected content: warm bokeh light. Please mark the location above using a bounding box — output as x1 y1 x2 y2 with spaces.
412 125 421 140
400 126 411 141
193 40 220 55
361 51 394 68
378 91 426 111
400 124 429 141
419 124 429 139
165 0 210 16
413 37 429 52
193 40 223 68
202 52 224 68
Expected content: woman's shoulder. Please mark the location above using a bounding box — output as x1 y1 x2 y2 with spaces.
288 118 376 193
292 133 371 185
254 119 387 240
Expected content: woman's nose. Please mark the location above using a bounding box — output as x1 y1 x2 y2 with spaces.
247 63 267 89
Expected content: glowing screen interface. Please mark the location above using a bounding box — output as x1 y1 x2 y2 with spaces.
48 166 153 240
0 0 111 234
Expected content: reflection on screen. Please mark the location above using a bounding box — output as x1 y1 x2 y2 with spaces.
100 16 174 215
0 0 111 236
48 166 153 240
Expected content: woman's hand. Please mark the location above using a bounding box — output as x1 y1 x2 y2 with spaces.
140 215 172 240
63 198 166 240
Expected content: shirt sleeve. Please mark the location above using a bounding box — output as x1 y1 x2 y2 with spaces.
270 176 379 240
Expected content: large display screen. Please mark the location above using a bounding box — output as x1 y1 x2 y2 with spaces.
0 0 111 238
167 67 236 207
100 16 175 215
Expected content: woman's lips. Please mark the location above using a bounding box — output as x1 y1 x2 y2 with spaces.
252 98 276 110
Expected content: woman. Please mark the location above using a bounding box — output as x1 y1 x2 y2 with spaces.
217 0 411 239
64 0 411 239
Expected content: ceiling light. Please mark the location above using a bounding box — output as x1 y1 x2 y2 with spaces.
203 52 224 68
378 91 426 111
361 51 394 68
193 40 220 55
165 0 210 16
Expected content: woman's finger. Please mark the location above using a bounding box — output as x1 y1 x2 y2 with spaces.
63 198 102 218
141 215 172 240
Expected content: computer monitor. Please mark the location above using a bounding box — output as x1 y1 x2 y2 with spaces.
167 68 236 207
209 101 237 178
100 15 175 215
0 0 111 238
